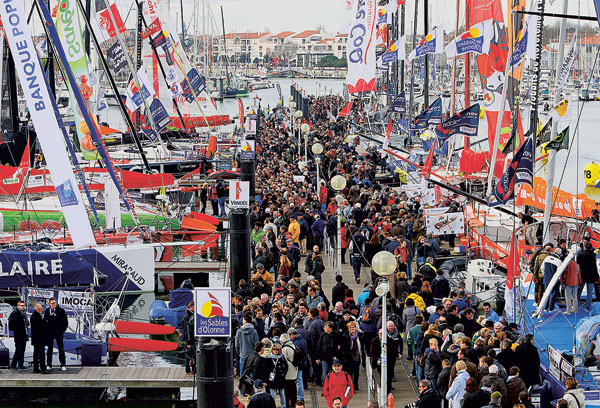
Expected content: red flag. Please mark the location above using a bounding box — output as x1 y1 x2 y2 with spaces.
421 140 436 177
96 1 126 40
337 101 352 117
206 135 217 157
140 18 162 39
383 116 392 151
238 98 244 128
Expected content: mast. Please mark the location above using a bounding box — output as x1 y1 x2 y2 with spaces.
220 6 230 84
45 0 55 95
75 0 152 172
423 0 429 107
542 0 568 243
399 3 405 92
450 0 460 115
135 2 143 130
180 0 184 43
408 0 419 146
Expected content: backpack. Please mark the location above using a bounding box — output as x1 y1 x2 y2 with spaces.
284 344 306 367
361 305 375 325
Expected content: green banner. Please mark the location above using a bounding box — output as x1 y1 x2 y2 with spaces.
56 0 100 160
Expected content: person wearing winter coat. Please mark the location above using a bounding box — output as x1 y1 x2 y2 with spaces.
305 248 326 284
181 302 197 374
424 338 442 391
331 275 349 306
236 315 260 374
370 326 400 396
542 248 563 311
415 379 442 408
280 334 298 408
505 366 527 408
43 297 69 370
342 321 362 391
437 359 451 405
431 270 450 305
239 342 271 396
30 303 48 373
8 300 28 370
317 322 342 382
515 334 541 388
480 365 507 405
266 343 288 407
247 380 276 408
323 358 354 408
402 297 422 337
462 377 491 408
446 361 470 408
576 242 600 311
562 260 582 314
563 377 586 408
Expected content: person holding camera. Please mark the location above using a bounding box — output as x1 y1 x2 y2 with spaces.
406 379 441 408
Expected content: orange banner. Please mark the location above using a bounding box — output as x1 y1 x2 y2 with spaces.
516 177 597 219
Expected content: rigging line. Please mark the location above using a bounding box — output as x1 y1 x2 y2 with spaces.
548 46 600 220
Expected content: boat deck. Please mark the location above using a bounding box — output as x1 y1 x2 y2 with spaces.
0 366 193 388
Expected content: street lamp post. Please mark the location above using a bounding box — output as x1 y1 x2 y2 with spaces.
301 123 310 162
311 142 323 197
294 110 303 156
330 174 346 276
372 250 397 408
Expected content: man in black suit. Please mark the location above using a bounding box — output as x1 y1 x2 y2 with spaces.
30 303 49 373
8 300 29 369
43 297 68 371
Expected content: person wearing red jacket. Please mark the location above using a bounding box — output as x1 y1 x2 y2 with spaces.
323 359 354 408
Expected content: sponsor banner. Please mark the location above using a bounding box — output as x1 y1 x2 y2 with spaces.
25 288 94 314
0 251 94 288
425 212 465 236
229 180 250 209
408 25 444 61
194 288 231 337
381 36 405 63
435 104 480 143
141 17 162 39
445 20 493 57
422 207 449 216
346 0 378 93
91 245 155 292
240 140 255 160
555 32 577 95
510 16 537 67
413 98 442 129
57 0 100 160
181 68 206 103
386 91 406 114
1 0 95 248
548 344 575 383
107 41 127 73
489 137 533 206
95 0 126 40
141 98 172 140
125 68 155 111
246 119 257 135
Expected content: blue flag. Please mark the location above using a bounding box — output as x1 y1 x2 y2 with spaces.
435 104 480 144
489 137 534 206
386 91 406 114
413 98 442 129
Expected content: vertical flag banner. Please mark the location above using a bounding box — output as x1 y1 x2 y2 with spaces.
386 91 406 114
238 98 244 128
57 0 100 160
413 98 442 129
381 36 406 64
0 0 96 247
509 15 537 68
382 116 393 153
346 0 378 93
445 20 493 57
545 127 569 151
489 137 533 206
555 32 577 95
95 0 126 40
435 104 481 144
408 25 444 61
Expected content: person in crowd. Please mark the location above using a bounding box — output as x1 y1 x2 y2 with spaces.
414 379 441 408
533 243 553 305
431 269 450 306
267 343 288 407
446 360 470 408
506 366 527 408
577 242 600 311
343 321 362 391
233 386 246 408
281 333 299 408
43 297 68 371
437 359 451 406
331 275 349 306
424 338 442 391
519 391 536 408
247 380 276 408
323 358 354 408
482 303 499 323
480 365 507 404
515 334 541 388
9 300 28 370
562 377 585 408
462 377 491 408
562 258 581 314
30 303 48 374
482 391 503 408
239 342 271 396
236 314 260 375
181 301 196 375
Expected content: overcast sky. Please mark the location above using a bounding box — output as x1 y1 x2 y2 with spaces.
197 0 597 35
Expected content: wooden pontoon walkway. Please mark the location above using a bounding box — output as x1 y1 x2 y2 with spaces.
0 366 193 388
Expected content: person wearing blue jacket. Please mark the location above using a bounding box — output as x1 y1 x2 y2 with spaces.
236 314 260 374
289 328 309 402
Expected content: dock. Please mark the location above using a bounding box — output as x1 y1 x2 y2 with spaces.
0 366 193 388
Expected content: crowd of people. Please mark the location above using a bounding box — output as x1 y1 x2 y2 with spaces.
220 96 587 408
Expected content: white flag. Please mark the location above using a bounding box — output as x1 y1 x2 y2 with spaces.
555 32 577 95
445 20 493 58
